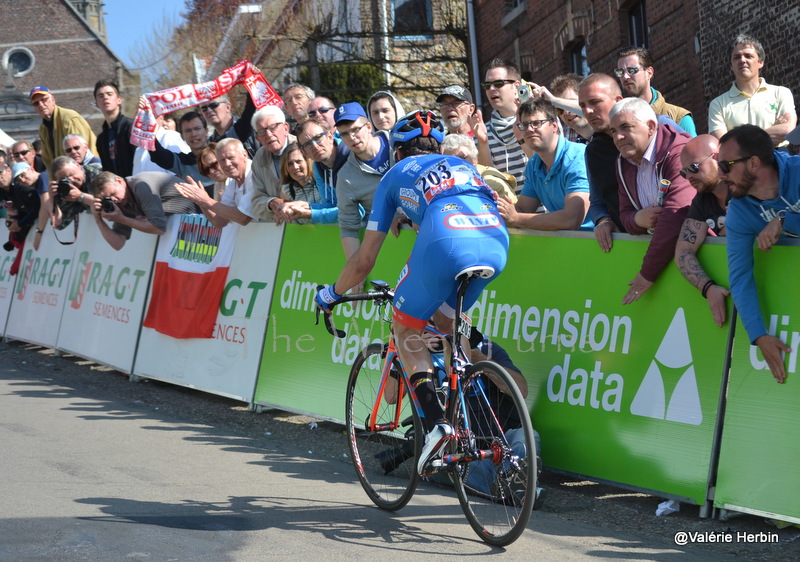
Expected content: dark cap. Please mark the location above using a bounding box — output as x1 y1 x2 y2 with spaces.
436 85 473 105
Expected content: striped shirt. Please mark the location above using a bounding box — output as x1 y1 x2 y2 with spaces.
487 110 527 191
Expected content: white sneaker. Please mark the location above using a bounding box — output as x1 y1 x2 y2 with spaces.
417 422 455 476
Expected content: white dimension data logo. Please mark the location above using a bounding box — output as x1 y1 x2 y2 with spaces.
630 308 702 425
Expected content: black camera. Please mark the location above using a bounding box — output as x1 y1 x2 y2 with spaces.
100 196 115 213
56 177 73 198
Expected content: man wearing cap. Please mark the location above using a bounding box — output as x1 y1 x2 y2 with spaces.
334 102 394 257
9 162 43 250
29 86 97 167
437 85 476 136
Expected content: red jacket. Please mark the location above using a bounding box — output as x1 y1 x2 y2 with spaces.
616 123 694 282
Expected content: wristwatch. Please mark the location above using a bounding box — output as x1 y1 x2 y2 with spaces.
776 210 787 229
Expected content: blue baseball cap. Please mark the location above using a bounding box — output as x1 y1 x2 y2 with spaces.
334 102 367 124
29 86 51 101
12 162 30 179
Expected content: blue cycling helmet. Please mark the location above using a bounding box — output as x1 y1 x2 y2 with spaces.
390 110 446 148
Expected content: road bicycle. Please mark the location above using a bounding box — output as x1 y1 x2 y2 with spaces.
316 267 536 546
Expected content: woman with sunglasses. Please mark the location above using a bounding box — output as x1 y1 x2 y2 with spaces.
196 142 227 201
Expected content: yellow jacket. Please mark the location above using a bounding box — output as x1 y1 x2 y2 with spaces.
38 105 98 167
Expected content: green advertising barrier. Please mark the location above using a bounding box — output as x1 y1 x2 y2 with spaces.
472 232 731 505
255 225 732 505
254 224 414 420
714 243 800 524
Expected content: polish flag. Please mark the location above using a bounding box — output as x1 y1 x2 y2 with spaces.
143 214 238 339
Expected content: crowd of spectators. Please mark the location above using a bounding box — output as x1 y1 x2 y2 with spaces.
0 33 797 382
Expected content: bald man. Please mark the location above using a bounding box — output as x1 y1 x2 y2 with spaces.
673 134 732 326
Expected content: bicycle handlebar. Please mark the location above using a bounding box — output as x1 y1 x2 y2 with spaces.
314 284 394 338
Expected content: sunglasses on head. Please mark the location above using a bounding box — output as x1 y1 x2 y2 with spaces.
200 102 221 112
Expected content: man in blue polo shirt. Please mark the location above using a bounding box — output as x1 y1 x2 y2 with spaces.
497 98 592 230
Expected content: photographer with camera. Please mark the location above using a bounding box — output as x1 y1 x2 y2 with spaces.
90 171 197 251
43 156 100 239
4 161 42 273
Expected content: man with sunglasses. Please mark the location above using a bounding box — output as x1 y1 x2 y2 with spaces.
609 97 694 305
203 93 259 159
62 134 101 174
306 97 338 129
497 99 591 231
95 79 137 177
481 59 528 191
720 124 800 383
29 86 96 167
9 141 45 173
614 47 697 137
674 135 732 327
709 35 796 148
334 102 394 257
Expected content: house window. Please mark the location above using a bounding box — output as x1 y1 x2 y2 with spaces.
569 42 590 77
393 0 433 37
627 0 649 49
2 47 35 78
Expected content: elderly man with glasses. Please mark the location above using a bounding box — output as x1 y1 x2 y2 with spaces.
720 124 800 383
62 134 101 173
29 86 97 167
614 46 697 137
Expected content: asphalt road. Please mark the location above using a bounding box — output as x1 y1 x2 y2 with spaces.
0 349 735 561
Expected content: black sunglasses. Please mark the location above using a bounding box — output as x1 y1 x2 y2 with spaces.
200 102 221 112
307 107 333 118
679 154 713 178
480 79 515 89
718 156 750 174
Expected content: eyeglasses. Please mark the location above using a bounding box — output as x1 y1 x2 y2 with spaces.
64 145 82 153
679 154 714 178
255 122 285 137
613 65 644 78
438 100 467 110
307 107 333 118
12 150 30 158
718 155 750 174
340 122 369 139
182 126 206 135
516 118 554 131
300 132 328 151
200 102 221 112
481 79 516 89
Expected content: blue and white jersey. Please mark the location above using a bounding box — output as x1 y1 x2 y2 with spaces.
367 154 497 233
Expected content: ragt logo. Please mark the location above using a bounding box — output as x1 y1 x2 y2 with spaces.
630 308 702 426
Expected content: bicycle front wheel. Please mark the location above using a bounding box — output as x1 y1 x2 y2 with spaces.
346 343 422 511
450 360 536 546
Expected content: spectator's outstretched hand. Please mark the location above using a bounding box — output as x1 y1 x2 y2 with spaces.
755 334 791 383
594 219 618 253
623 272 653 305
174 177 210 205
706 284 730 327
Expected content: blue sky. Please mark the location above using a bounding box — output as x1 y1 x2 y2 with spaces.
103 0 186 67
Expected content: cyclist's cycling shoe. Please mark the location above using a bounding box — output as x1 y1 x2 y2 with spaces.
418 422 455 476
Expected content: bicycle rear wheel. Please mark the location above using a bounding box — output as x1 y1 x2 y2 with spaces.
449 360 536 546
346 343 422 511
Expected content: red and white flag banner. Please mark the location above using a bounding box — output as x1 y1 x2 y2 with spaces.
143 214 239 339
131 60 283 151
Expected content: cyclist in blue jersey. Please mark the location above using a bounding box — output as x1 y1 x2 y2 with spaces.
316 111 510 475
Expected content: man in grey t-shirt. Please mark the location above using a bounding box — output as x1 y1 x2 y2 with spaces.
91 171 196 250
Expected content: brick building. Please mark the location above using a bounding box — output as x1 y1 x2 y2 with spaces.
473 0 798 135
0 0 137 143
